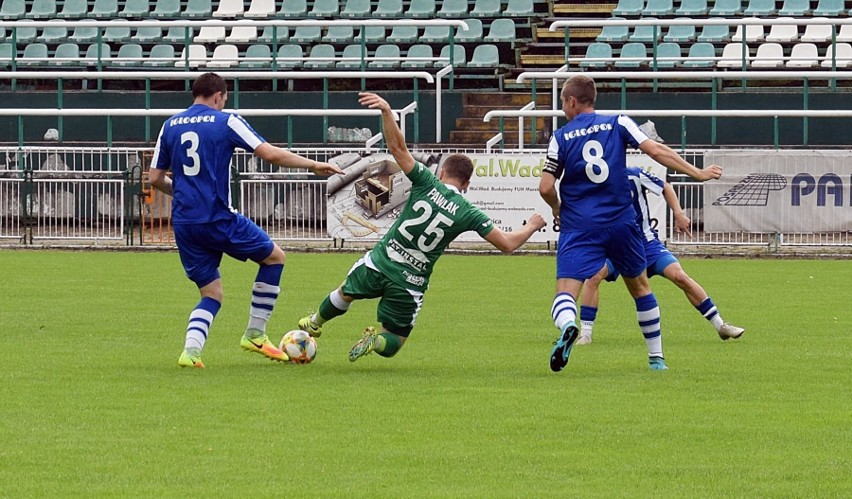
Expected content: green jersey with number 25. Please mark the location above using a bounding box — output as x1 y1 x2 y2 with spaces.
370 162 494 291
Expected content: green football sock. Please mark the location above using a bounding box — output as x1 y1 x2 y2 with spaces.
317 295 347 324
375 332 402 357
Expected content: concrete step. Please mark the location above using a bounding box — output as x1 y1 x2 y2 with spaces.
448 129 550 146
553 3 616 14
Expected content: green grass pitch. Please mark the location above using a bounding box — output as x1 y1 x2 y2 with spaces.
0 250 850 496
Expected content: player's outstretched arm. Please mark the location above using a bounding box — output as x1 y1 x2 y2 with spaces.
358 92 415 174
254 143 343 176
639 140 722 181
663 182 692 237
483 213 546 253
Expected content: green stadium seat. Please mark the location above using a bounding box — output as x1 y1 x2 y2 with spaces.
456 19 483 43
466 43 499 68
579 42 612 69
484 19 516 43
275 44 304 69
69 26 99 43
406 0 436 18
743 0 777 15
164 27 196 44
434 44 465 67
27 0 57 19
675 0 708 15
370 44 401 68
184 0 213 18
258 26 288 43
470 0 501 17
357 26 386 44
642 0 673 16
697 20 730 43
401 44 433 68
111 43 144 67
615 42 647 68
37 21 68 44
654 42 681 68
663 20 696 43
597 17 629 43
387 26 420 44
437 0 468 18
612 0 644 16
503 0 534 16
226 24 259 43
323 26 355 43
309 0 339 17
52 42 80 66
337 44 367 69
682 42 716 68
151 0 181 18
629 18 661 43
709 0 742 15
175 44 207 68
119 0 150 18
91 0 120 18
278 0 307 17
132 26 163 43
18 43 48 66
341 0 371 17
291 26 322 44
419 25 451 43
10 20 38 43
0 42 16 67
143 43 176 67
239 44 271 69
374 0 404 17
303 44 336 69
194 26 227 43
81 42 111 66
245 0 275 17
102 20 132 43
812 0 844 16
1 0 26 19
0 27 4 42
207 44 240 68
778 0 811 15
57 0 87 18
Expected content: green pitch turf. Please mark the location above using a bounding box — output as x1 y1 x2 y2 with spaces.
0 250 849 497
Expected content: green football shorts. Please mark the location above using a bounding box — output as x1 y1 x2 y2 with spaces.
341 257 424 337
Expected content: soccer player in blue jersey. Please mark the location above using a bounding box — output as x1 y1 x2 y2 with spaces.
540 75 722 373
576 168 745 345
149 72 343 368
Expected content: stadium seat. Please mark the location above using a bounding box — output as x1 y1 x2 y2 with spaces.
374 0 404 17
697 20 730 42
709 0 742 15
151 0 181 18
434 44 466 67
800 18 832 43
579 42 613 68
323 26 354 43
612 0 644 16
69 26 99 43
615 42 647 68
303 44 336 69
18 43 48 66
27 0 57 19
456 19 483 43
836 24 852 42
406 0 436 18
132 26 163 43
194 26 226 43
718 42 751 68
597 18 630 43
629 18 661 43
341 0 371 17
751 43 784 67
239 44 271 68
278 0 307 17
675 0 708 15
275 44 304 69
765 19 798 43
0 42 13 67
470 0 501 17
438 0 468 18
175 45 207 68
11 20 39 43
484 19 516 43
682 41 716 68
213 0 244 17
81 42 111 66
643 0 673 16
184 0 212 18
337 44 366 69
744 0 777 15
420 25 451 43
57 0 87 18
1 0 26 19
51 42 80 66
309 0 340 17
503 0 534 17
466 44 499 68
370 44 401 68
143 43 176 67
207 44 239 68
821 42 852 67
164 26 195 44
36 21 68 44
387 26 420 44
401 44 433 68
291 26 322 44
654 42 682 67
732 24 765 43
102 19 132 43
778 0 811 15
812 0 844 16
258 26 288 44
786 43 818 67
226 24 259 43
358 26 386 44
91 0 119 18
244 0 276 17
119 0 150 18
110 43 144 67
664 20 696 43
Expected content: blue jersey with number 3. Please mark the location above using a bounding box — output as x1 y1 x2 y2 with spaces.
151 104 265 224
545 112 649 231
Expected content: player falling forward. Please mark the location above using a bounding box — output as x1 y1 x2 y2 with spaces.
298 92 546 361
576 167 745 345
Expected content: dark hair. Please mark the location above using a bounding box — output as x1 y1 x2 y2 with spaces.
191 72 227 99
562 75 597 107
441 154 474 182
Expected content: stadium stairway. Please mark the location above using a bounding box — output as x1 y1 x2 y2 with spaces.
448 91 553 145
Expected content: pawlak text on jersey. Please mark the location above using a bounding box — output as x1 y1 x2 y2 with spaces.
563 123 613 140
427 188 459 215
170 115 217 126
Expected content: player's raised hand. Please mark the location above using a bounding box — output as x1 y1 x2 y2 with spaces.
700 164 723 181
358 92 391 113
310 161 344 176
527 213 546 231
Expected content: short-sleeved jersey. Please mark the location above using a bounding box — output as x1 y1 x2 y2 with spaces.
544 112 649 231
151 103 265 224
626 167 665 241
368 162 494 291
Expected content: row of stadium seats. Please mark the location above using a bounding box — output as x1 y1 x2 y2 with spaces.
599 17 852 44
0 0 537 20
613 0 848 17
580 40 852 68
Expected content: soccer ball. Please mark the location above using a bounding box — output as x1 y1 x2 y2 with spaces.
279 330 317 364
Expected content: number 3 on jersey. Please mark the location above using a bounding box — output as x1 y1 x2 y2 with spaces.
181 131 201 176
583 139 609 183
397 200 454 252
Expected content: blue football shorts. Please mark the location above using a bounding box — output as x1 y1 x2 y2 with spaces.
556 221 647 281
604 237 679 281
173 214 275 288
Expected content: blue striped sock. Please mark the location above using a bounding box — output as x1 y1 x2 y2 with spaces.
635 293 663 358
551 292 577 331
185 297 221 353
248 263 283 333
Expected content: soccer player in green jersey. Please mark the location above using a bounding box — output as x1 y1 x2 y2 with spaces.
298 92 547 362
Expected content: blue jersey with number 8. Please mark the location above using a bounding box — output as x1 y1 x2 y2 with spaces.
152 104 265 224
545 112 649 231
